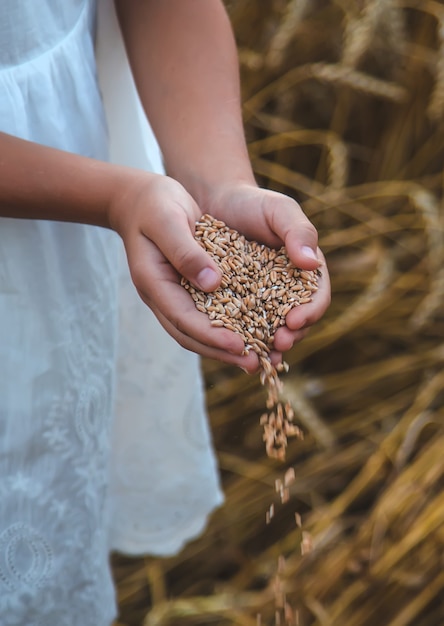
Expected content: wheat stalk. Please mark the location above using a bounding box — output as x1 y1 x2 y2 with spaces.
341 0 392 68
266 0 310 69
243 62 407 122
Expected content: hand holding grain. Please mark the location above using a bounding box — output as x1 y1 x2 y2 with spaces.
109 173 249 363
110 176 330 371
203 182 331 356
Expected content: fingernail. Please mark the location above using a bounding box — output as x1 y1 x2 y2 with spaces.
196 267 219 290
301 246 318 261
228 347 243 356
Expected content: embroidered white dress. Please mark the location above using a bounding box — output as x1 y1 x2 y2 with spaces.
0 1 223 624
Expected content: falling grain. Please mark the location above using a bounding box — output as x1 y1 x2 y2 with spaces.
182 213 320 460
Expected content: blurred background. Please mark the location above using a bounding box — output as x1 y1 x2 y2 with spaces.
112 1 444 624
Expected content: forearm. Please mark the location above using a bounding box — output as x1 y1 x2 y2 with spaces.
0 132 139 226
114 0 256 207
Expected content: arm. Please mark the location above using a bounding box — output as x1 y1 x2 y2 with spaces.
0 0 329 370
0 132 118 226
0 132 256 366
113 0 254 205
114 0 331 353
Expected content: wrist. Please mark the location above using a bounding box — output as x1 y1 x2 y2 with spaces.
106 168 157 237
172 161 257 213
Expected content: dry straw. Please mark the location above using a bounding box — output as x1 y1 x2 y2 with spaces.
265 0 310 69
112 2 444 625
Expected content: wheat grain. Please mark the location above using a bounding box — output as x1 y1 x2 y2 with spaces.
181 214 320 460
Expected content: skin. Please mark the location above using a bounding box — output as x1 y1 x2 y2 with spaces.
0 0 330 373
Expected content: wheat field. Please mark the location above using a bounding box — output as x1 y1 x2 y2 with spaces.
112 1 444 625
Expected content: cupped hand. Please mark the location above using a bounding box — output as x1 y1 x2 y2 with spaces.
204 182 331 359
108 172 260 371
109 174 330 373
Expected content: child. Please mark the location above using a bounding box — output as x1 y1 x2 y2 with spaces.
0 1 330 624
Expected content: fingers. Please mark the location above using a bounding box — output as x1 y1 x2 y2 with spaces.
272 327 310 353
286 251 330 328
117 175 221 292
141 182 222 291
263 191 320 271
127 234 262 371
213 185 321 271
154 308 261 373
272 251 331 355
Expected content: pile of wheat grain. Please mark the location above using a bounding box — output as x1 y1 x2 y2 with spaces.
181 213 320 461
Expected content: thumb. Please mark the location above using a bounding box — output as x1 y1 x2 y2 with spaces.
165 230 222 291
266 192 321 270
284 220 320 270
148 211 222 291
194 261 222 291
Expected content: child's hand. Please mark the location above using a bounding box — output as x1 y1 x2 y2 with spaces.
109 173 260 371
109 175 330 372
204 182 331 360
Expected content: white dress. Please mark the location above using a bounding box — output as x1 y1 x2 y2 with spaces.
0 1 223 624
